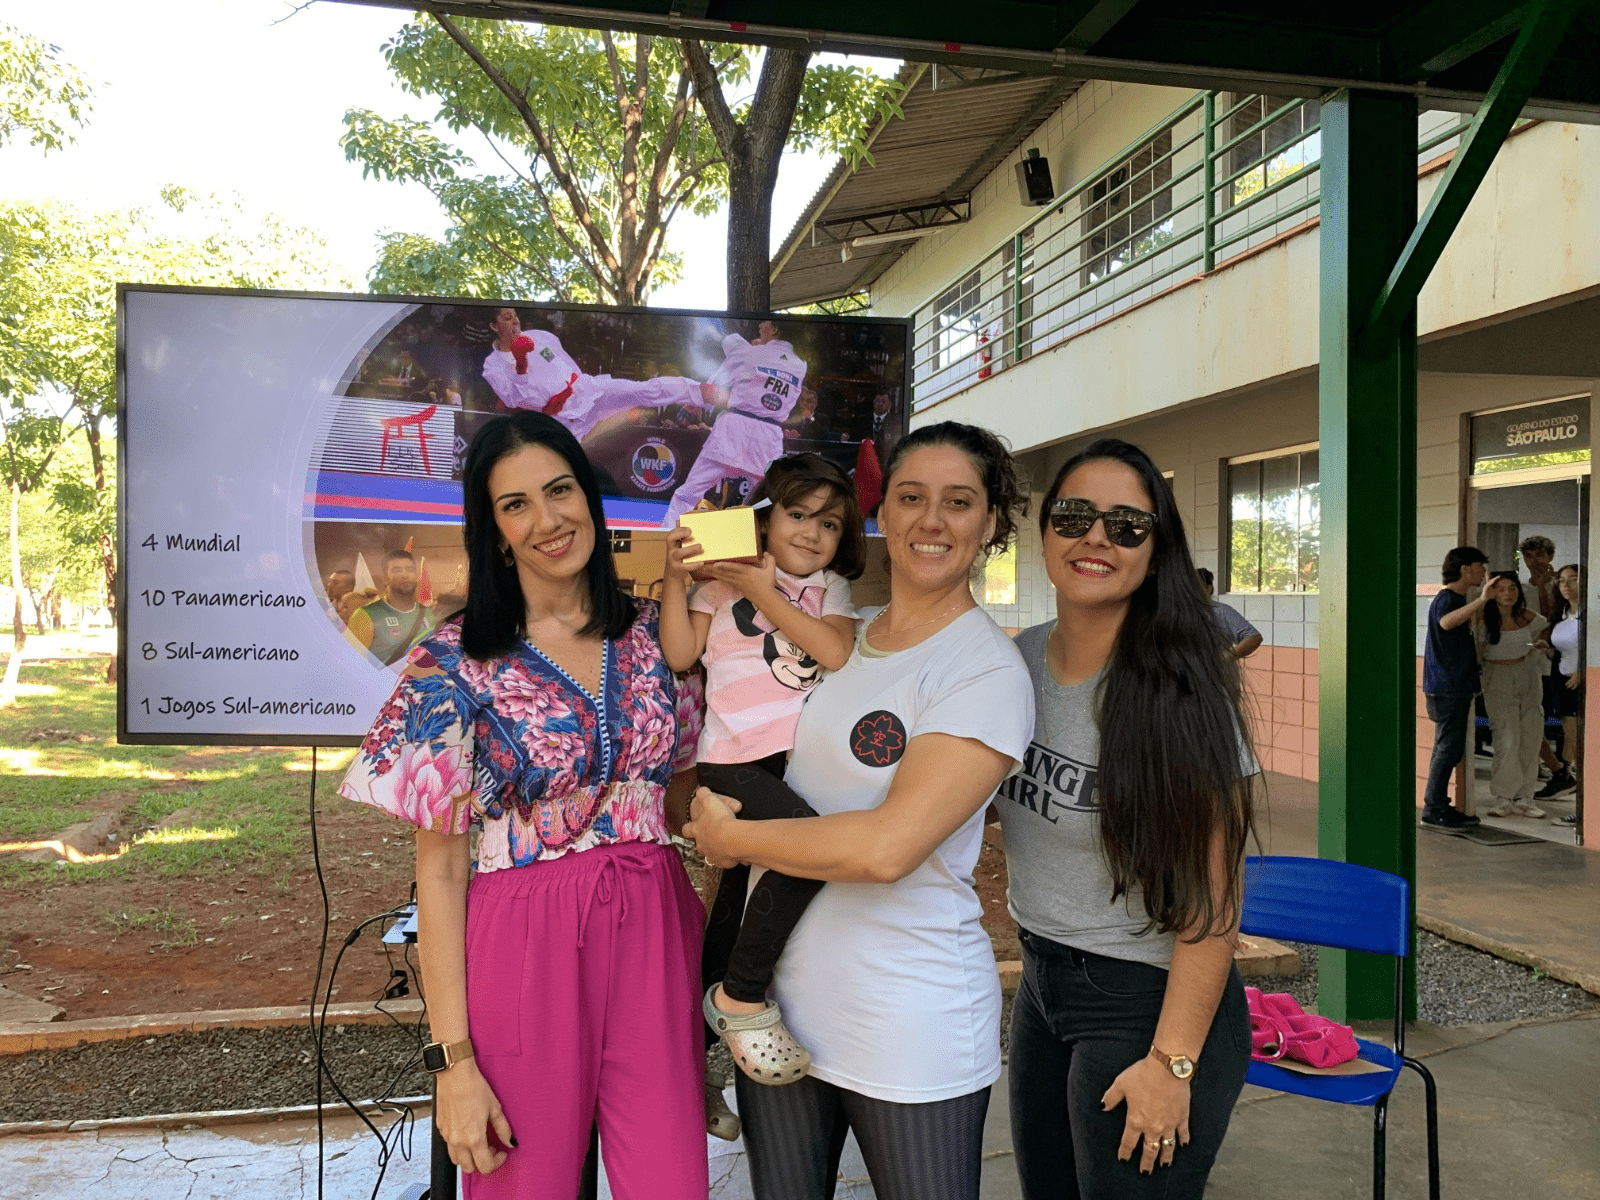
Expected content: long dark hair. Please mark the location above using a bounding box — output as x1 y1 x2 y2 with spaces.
883 421 1027 557
1555 563 1581 620
749 453 867 580
1481 571 1528 645
459 412 635 660
1043 437 1256 939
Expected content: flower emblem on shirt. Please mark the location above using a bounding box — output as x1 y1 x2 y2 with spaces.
850 710 907 767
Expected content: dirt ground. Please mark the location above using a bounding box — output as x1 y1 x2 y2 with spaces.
6 809 1019 1024
5 795 420 1022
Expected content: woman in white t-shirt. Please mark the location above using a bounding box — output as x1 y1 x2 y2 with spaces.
1001 437 1258 1199
686 421 1035 1200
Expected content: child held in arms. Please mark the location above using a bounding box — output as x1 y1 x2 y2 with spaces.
660 453 865 1139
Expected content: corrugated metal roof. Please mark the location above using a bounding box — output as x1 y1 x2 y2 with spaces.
769 65 1082 309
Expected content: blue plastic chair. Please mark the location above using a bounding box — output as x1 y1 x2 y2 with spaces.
1239 856 1440 1200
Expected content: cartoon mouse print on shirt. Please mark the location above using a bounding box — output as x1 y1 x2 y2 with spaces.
731 597 822 691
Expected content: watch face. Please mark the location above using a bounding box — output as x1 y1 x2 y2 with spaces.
422 1043 448 1073
1171 1057 1194 1080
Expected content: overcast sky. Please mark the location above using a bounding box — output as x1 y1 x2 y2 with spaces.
1 0 886 309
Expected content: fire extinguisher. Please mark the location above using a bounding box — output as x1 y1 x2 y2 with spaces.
977 326 992 379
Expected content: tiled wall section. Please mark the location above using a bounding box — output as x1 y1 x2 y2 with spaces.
1239 645 1321 780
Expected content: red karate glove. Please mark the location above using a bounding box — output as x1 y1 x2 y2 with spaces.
511 335 536 375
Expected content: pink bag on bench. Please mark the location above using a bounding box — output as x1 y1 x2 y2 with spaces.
1245 986 1360 1069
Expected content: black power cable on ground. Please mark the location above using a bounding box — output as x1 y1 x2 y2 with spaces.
307 745 601 1200
307 745 423 1200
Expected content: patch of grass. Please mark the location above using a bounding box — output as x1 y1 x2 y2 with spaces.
1 657 358 886
103 906 199 948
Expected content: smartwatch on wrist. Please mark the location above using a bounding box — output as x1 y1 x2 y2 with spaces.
1149 1043 1195 1080
422 1038 474 1074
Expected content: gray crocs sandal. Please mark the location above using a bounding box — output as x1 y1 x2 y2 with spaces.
703 985 812 1086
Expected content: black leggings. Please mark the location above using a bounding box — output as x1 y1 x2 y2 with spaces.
697 755 823 1016
736 1072 991 1200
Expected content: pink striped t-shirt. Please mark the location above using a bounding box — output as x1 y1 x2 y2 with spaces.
690 569 856 764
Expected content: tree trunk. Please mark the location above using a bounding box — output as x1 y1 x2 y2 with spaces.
726 157 777 313
1 483 26 705
84 421 117 628
723 48 809 313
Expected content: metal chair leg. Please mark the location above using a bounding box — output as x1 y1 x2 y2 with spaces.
1372 1094 1389 1200
429 1116 456 1200
1404 1057 1442 1200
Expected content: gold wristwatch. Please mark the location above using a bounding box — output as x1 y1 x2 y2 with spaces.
422 1037 475 1074
1150 1043 1195 1080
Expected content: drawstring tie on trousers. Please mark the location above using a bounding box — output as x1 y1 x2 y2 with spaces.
575 853 652 947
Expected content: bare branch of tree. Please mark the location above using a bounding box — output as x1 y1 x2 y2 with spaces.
680 39 740 157
431 11 623 281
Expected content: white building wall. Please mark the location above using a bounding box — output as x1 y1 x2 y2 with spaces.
873 80 1195 320
883 81 1600 457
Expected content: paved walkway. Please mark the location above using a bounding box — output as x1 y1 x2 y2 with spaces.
6 770 1596 1198
6 1011 1597 1199
1258 772 1600 992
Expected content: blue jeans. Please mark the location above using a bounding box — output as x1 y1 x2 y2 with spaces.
1422 690 1474 817
1008 930 1251 1200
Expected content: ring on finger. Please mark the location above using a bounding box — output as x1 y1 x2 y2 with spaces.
1160 1137 1176 1148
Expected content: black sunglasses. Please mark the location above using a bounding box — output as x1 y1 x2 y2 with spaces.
1048 498 1157 547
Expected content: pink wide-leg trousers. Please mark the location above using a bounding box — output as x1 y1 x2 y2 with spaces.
460 842 707 1199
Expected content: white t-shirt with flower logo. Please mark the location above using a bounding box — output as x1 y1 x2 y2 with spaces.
773 607 1034 1103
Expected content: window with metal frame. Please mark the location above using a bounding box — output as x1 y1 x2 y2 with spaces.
1081 126 1175 287
1218 93 1321 208
932 268 982 370
1226 446 1320 593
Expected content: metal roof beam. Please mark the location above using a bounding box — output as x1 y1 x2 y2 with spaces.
814 199 971 244
1057 0 1144 54
1384 1 1529 79
1364 0 1584 351
334 3 1600 120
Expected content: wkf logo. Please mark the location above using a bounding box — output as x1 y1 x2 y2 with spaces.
630 438 678 492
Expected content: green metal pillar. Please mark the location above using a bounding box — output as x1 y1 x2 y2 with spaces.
1316 89 1418 1022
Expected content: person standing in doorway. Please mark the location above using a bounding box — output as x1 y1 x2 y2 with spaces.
1421 547 1489 829
1520 535 1561 620
1519 533 1574 786
347 550 435 667
1478 572 1550 819
1545 564 1585 826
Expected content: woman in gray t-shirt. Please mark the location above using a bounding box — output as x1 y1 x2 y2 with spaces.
999 437 1258 1199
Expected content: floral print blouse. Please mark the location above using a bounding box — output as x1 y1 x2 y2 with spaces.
340 601 681 872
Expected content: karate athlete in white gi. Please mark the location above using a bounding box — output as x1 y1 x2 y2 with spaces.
662 321 808 527
481 308 700 444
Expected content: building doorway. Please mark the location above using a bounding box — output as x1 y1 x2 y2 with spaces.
1465 396 1590 846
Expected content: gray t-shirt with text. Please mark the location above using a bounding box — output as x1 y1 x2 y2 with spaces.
996 621 1176 967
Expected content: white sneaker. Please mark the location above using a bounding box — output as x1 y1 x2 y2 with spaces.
1512 801 1548 818
1485 800 1517 817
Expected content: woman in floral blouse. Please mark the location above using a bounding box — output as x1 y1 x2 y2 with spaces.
341 411 706 1199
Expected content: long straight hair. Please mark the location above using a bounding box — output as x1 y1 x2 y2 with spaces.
1043 438 1257 939
459 412 635 660
1481 571 1528 645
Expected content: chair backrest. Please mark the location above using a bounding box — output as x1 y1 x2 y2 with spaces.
1240 855 1410 958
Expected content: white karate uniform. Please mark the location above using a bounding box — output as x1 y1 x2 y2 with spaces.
663 335 808 526
481 330 696 444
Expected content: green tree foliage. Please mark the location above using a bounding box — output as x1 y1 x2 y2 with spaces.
0 190 351 634
0 20 94 153
342 14 901 307
0 437 105 633
680 42 904 310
